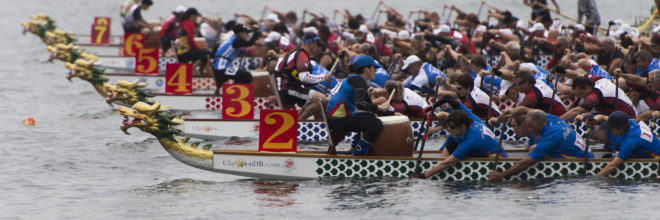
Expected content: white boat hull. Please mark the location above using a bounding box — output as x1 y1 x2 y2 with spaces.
104 73 216 93
72 34 123 45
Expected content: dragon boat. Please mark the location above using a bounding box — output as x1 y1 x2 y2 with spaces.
118 101 660 181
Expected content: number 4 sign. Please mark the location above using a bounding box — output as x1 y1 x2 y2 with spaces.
165 63 192 94
259 110 298 153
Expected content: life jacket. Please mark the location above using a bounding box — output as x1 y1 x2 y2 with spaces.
276 48 310 90
213 36 240 70
451 30 477 54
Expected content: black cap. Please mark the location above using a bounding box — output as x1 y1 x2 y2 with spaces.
142 0 154 5
302 32 325 46
600 111 630 131
233 24 252 34
186 7 201 16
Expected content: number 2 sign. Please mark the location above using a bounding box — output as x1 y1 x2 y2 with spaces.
91 17 111 44
165 63 192 94
259 110 298 153
135 47 159 74
222 84 254 119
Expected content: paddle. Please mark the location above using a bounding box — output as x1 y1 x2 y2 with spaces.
371 2 381 20
318 97 335 154
606 20 615 36
583 118 595 176
269 74 284 109
549 52 571 114
322 57 341 95
616 47 634 111
412 86 436 151
414 84 441 174
477 1 484 18
260 6 268 21
605 46 619 75
491 114 510 173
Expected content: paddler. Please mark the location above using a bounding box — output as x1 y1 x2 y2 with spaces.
159 6 187 53
412 96 508 179
212 23 262 95
558 74 637 121
176 8 214 76
397 55 445 94
326 56 398 156
274 32 331 120
489 110 594 181
368 81 428 118
581 112 660 177
122 0 154 34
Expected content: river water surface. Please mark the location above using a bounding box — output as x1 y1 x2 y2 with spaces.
3 0 660 219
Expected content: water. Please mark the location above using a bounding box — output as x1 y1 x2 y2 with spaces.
3 0 660 219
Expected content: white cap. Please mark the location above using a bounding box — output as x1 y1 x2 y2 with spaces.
615 23 639 38
303 26 318 35
264 32 281 43
653 25 660 33
358 24 369 34
516 20 527 29
573 24 585 32
499 80 515 96
528 23 545 33
499 28 512 35
174 5 187 14
612 19 624 26
266 14 280 23
401 55 421 70
433 25 451 35
474 25 487 33
519 63 538 73
397 30 410 38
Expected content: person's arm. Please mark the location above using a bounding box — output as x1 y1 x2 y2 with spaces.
614 69 647 86
550 0 561 14
183 21 201 50
489 156 537 181
560 106 589 121
483 1 501 13
596 157 625 177
349 76 394 115
234 14 258 25
393 37 412 49
636 110 655 122
424 155 460 177
232 30 262 48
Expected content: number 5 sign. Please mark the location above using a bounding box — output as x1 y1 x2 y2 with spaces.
165 63 192 94
259 110 298 153
222 84 254 119
135 47 159 74
91 17 111 44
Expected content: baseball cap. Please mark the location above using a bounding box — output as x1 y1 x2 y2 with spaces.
573 24 586 32
233 23 253 34
186 7 201 16
435 106 455 126
353 56 382 69
398 30 410 38
401 55 421 71
528 23 545 33
302 32 325 46
600 111 630 131
433 25 451 35
303 26 318 35
358 24 370 34
499 80 515 96
264 32 281 43
266 14 280 23
174 5 186 14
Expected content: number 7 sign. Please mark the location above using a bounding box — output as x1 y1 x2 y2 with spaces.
91 17 111 44
165 63 192 94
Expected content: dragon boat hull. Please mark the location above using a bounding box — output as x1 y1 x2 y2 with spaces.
210 150 659 180
104 73 217 93
72 34 123 45
96 56 177 72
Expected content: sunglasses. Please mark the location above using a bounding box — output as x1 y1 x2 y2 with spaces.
514 82 524 86
456 86 464 90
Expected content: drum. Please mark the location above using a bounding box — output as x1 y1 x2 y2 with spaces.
368 116 415 157
252 71 272 96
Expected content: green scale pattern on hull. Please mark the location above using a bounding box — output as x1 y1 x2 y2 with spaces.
315 159 660 181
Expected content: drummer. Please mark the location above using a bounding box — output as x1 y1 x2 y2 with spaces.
489 110 594 181
326 56 398 156
212 23 262 95
412 96 507 179
580 112 660 177
369 81 428 118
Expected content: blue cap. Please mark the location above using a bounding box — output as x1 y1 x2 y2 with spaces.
600 111 629 131
353 56 382 69
349 55 363 65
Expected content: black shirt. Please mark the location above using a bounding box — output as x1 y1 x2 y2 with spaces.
416 43 438 68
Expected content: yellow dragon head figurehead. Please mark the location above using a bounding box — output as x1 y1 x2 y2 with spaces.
118 102 213 170
105 80 155 107
64 58 109 96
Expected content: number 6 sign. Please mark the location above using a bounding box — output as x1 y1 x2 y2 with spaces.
259 110 298 153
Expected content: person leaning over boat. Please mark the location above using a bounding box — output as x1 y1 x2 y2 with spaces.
558 74 637 121
122 0 154 34
582 112 660 176
326 56 399 156
438 73 501 119
397 55 445 94
176 8 214 76
368 81 428 118
275 32 331 120
489 110 594 181
212 24 262 95
412 96 508 179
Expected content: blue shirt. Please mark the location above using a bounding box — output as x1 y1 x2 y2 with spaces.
369 67 389 88
403 62 445 93
637 58 660 76
440 103 508 159
309 61 338 93
213 36 240 70
590 64 614 80
527 113 594 160
613 120 660 160
327 75 361 117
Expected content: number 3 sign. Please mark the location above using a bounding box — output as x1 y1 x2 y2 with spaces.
222 84 254 119
259 110 298 153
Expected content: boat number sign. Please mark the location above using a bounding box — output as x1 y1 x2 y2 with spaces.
222 84 254 119
123 33 144 57
259 110 298 153
91 17 111 44
135 47 159 74
165 63 192 94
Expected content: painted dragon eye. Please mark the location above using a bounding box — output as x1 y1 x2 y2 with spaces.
116 85 120 89
133 110 138 114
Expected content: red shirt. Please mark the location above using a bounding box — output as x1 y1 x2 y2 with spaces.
575 75 637 116
518 85 567 116
159 16 177 38
177 20 200 50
